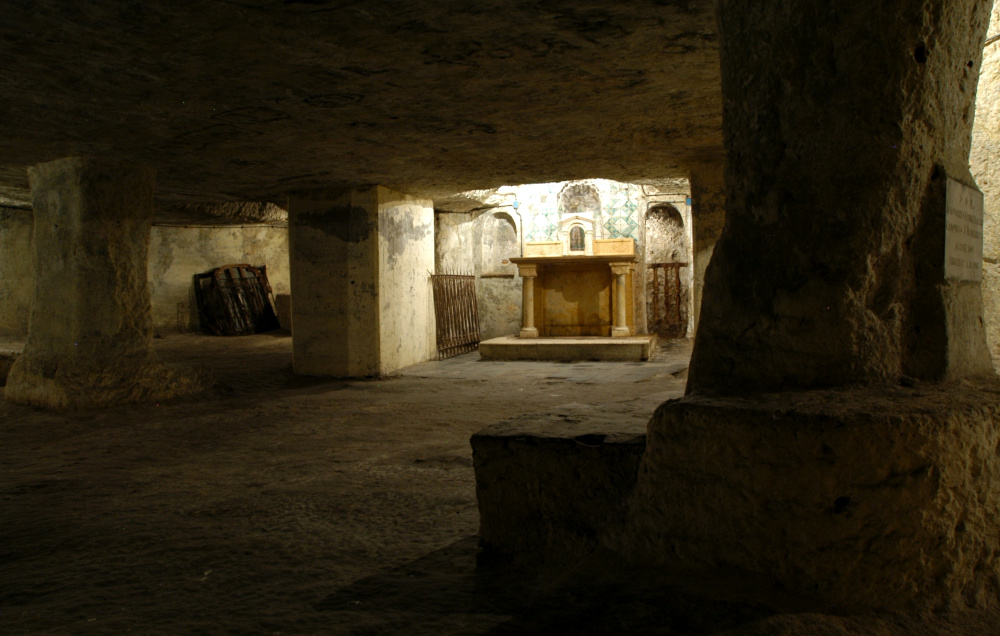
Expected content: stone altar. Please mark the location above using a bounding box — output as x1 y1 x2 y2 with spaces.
512 238 637 339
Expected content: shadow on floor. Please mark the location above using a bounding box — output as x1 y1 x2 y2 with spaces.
314 537 777 635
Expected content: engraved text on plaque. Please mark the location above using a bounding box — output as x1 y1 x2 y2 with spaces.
944 178 984 282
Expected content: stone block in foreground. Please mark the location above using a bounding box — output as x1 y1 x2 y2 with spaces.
615 382 1000 612
472 405 646 564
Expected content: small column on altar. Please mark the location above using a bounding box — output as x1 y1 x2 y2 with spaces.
610 262 631 337
518 263 539 338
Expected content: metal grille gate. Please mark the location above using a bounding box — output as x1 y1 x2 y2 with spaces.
431 273 481 359
647 262 688 337
193 264 280 336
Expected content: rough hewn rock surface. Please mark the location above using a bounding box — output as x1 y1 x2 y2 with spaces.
688 161 725 331
473 406 647 564
973 6 1000 357
156 201 289 225
619 382 1000 612
690 0 994 391
4 158 210 408
0 0 721 206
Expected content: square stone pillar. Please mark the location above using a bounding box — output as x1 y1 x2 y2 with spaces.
621 0 1000 613
688 1 994 392
4 157 208 408
688 161 725 335
288 185 435 377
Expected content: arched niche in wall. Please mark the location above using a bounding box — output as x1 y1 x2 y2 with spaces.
557 215 596 255
644 203 690 338
558 183 603 236
480 211 518 276
645 204 685 263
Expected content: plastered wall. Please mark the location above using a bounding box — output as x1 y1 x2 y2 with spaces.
478 213 521 340
434 210 522 341
435 212 476 275
148 225 290 333
0 213 290 338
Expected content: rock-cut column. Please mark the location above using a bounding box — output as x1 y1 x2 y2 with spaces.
688 160 725 335
287 185 435 377
5 157 208 408
610 263 630 337
972 5 1000 357
618 0 1000 612
688 2 993 391
517 264 538 338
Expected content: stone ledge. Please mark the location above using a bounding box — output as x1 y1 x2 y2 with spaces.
615 380 1000 612
479 335 656 362
472 405 647 566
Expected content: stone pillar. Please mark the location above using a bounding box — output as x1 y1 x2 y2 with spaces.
287 185 435 377
4 157 207 408
620 0 1000 612
687 2 993 392
688 160 726 335
288 187 377 377
610 263 630 337
518 263 538 338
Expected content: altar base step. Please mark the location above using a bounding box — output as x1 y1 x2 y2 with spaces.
479 335 656 362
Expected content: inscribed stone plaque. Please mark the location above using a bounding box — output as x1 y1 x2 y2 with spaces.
944 178 984 282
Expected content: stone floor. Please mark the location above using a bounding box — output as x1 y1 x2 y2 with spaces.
2 333 998 634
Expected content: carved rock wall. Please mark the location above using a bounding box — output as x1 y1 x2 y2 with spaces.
973 5 1000 358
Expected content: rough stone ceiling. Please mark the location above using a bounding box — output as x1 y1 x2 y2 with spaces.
0 0 722 211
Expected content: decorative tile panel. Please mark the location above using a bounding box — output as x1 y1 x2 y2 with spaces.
519 179 643 244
